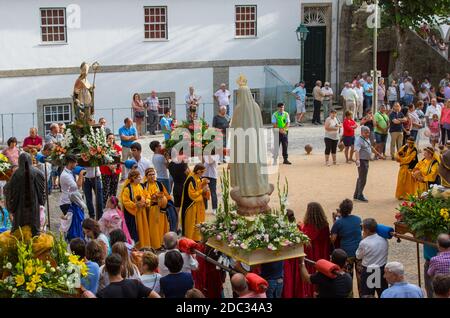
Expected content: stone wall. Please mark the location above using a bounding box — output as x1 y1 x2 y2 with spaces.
338 5 450 90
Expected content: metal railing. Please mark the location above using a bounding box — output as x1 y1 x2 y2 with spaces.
0 98 340 144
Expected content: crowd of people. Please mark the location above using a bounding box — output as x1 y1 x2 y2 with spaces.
0 71 449 299
61 198 450 299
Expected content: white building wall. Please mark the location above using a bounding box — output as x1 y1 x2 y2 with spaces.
0 0 304 70
0 0 340 140
0 68 214 140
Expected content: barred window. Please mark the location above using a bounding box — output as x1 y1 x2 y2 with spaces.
40 8 67 43
235 5 257 37
144 6 168 40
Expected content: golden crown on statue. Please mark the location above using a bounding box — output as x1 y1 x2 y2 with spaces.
236 74 248 87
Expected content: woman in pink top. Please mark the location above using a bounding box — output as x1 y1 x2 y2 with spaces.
2 137 20 166
440 100 450 145
132 93 146 136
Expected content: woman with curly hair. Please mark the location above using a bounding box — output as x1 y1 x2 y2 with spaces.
299 202 331 297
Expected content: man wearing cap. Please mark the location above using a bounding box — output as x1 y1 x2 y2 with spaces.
298 249 353 298
291 81 306 126
321 82 334 122
412 147 440 194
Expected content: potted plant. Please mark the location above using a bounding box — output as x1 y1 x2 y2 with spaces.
396 190 450 241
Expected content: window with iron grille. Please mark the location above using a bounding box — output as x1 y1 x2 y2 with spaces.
144 6 168 40
43 104 71 134
235 5 257 38
40 8 67 43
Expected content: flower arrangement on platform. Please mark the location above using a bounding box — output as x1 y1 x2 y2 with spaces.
396 187 450 241
49 123 119 167
0 231 88 298
199 170 309 252
0 154 12 179
200 210 309 252
163 118 224 157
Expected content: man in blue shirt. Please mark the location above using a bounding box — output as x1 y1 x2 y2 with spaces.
381 262 424 298
330 199 362 296
159 108 173 141
119 118 138 181
291 81 306 126
424 244 439 298
363 76 374 115
69 238 100 294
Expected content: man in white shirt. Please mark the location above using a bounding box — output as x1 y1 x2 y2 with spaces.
425 98 442 125
158 232 198 276
356 218 389 298
185 86 202 120
399 79 406 106
59 155 85 215
341 82 358 119
130 142 152 179
83 166 103 219
321 82 334 121
214 83 231 116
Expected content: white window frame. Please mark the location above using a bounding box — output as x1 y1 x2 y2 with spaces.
143 6 168 41
235 5 257 38
40 7 67 44
43 103 72 135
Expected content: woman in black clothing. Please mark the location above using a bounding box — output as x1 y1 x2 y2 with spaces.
168 151 189 212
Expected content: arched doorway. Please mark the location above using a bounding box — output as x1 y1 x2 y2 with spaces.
302 6 328 93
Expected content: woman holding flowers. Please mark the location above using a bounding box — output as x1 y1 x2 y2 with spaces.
180 164 209 241
121 170 148 248
412 147 441 194
142 167 171 250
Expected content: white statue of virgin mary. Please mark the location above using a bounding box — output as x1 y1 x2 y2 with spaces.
229 75 273 215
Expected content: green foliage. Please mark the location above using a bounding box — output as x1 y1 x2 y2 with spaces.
397 191 450 241
199 168 309 252
199 210 309 252
163 118 223 156
353 0 450 29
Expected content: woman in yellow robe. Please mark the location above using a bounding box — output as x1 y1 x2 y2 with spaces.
395 137 418 199
180 164 208 241
142 167 171 250
412 147 441 195
120 170 149 249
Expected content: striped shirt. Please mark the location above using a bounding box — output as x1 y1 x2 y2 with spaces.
145 96 160 111
427 251 450 276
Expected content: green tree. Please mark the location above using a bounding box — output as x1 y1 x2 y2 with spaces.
354 0 450 76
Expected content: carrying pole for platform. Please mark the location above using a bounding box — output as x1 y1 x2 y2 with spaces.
44 160 51 231
393 233 437 289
